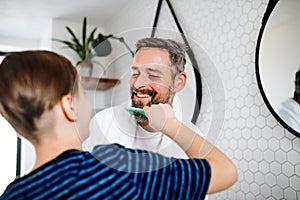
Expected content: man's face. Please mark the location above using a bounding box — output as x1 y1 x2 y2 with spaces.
129 48 175 121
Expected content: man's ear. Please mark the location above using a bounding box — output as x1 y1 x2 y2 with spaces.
60 94 76 122
174 72 187 93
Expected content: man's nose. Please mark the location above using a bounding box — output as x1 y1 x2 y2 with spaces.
134 73 150 89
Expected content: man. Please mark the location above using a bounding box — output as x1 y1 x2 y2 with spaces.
0 50 237 199
84 37 205 157
278 68 300 132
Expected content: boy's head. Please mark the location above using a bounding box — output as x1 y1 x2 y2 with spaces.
0 50 80 142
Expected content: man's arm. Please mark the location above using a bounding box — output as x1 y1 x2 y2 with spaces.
144 104 238 194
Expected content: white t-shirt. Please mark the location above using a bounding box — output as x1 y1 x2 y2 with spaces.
83 102 206 158
278 98 300 133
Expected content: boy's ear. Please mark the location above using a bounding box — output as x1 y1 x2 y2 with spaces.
60 94 76 122
174 72 187 93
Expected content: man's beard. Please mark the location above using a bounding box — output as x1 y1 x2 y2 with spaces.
130 87 173 123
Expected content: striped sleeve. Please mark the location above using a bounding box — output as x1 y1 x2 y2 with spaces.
136 156 211 200
92 144 211 200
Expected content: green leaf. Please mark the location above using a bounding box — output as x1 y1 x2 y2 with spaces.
52 17 98 63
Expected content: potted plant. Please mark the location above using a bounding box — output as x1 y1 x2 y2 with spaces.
53 16 97 76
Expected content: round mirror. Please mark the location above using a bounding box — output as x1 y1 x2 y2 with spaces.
256 0 300 137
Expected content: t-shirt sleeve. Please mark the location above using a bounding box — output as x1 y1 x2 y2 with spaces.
134 155 211 200
92 144 211 200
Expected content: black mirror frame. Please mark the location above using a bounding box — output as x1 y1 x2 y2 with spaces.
255 0 300 138
151 0 202 125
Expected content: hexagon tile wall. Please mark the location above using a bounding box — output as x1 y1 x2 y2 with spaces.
161 1 300 199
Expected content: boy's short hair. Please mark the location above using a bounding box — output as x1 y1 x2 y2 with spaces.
0 50 78 142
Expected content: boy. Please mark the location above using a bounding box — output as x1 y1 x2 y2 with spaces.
0 50 237 199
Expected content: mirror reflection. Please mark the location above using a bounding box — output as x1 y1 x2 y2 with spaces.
258 0 300 136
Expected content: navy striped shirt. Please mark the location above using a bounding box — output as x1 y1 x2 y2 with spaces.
0 144 211 200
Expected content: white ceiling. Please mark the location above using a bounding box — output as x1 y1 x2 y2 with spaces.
1 0 299 49
0 0 128 41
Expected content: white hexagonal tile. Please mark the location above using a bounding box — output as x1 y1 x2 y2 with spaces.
279 138 293 152
244 171 254 183
266 115 277 128
265 173 276 187
245 96 255 107
237 118 246 129
234 149 243 161
242 128 251 140
295 164 300 176
246 116 256 128
271 185 284 200
260 183 271 198
242 2 252 14
241 107 250 118
292 138 300 152
259 105 269 117
289 175 300 191
251 0 262 8
263 149 275 163
249 84 258 96
236 191 245 200
282 162 295 177
253 149 264 162
250 182 260 196
229 138 238 150
268 138 280 151
245 193 255 200
240 160 249 172
249 160 259 173
238 138 247 150
272 126 285 140
243 149 252 161
257 138 268 151
232 107 241 119
248 138 257 150
275 149 287 164
283 188 297 200
277 174 289 189
252 127 262 139
244 22 254 34
236 96 245 109
254 93 264 106
270 161 282 176
287 150 300 165
259 160 269 174
246 41 256 54
255 116 266 128
262 126 273 140
241 181 250 193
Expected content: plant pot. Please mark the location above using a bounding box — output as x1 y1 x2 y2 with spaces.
77 62 93 77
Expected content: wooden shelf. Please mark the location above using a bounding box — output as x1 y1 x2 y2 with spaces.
81 76 120 91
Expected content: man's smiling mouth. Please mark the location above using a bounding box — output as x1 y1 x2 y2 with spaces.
136 93 151 98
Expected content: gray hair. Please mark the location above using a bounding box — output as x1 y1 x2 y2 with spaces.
135 37 187 76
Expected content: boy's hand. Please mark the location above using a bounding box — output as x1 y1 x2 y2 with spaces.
143 103 176 131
